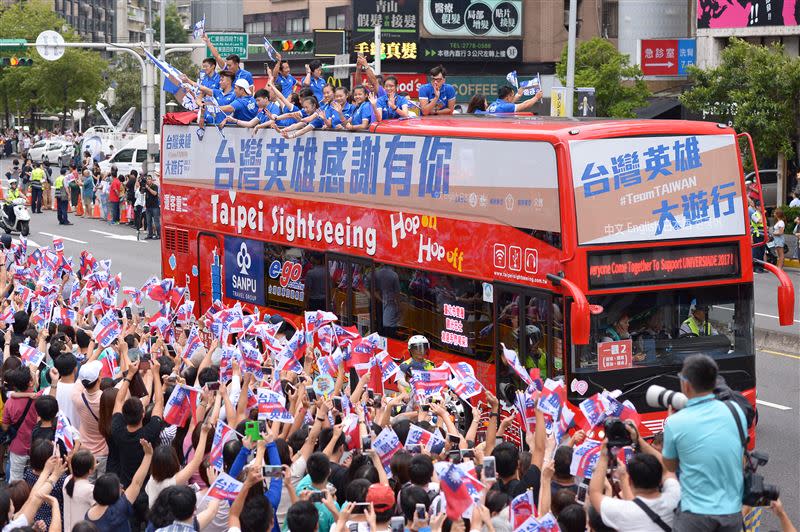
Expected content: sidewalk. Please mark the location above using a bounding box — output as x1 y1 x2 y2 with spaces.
784 234 799 269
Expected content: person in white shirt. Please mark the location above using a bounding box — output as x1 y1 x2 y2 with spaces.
788 191 800 208
45 353 80 429
62 449 96 532
590 428 680 532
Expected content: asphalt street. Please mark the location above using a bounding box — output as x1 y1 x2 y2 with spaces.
1 158 798 527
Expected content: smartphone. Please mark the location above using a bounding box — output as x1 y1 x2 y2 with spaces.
448 433 460 445
244 421 263 441
148 336 156 350
306 387 317 401
421 403 430 412
361 436 372 451
390 517 405 532
262 465 283 478
332 397 343 411
309 490 327 503
259 420 268 433
576 482 588 505
367 389 374 400
264 367 273 377
406 444 422 454
374 393 382 405
460 449 475 459
351 502 372 513
334 414 342 425
448 449 462 464
483 456 497 481
415 503 426 521
206 382 220 391
138 308 146 318
348 524 359 532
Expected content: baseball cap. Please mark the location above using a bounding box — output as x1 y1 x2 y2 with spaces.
234 78 252 95
366 484 395 512
78 360 103 383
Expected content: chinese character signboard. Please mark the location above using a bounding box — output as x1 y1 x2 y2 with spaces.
698 0 799 29
640 39 695 76
353 73 428 97
206 33 248 60
569 135 746 245
597 340 632 371
224 237 266 306
423 0 523 36
419 38 521 61
353 0 419 60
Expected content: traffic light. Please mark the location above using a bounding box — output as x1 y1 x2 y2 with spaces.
276 39 314 54
1 57 33 67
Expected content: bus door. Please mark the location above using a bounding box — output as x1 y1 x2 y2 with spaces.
196 232 222 313
326 254 374 336
494 284 564 403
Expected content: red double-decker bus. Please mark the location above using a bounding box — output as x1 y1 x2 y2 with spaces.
159 116 794 437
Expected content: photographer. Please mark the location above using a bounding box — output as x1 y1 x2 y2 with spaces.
144 174 160 240
589 428 680 531
134 175 147 232
662 354 746 531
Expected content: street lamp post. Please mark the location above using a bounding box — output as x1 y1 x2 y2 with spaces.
75 98 85 132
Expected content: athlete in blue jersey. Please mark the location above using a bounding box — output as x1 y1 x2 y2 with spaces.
486 85 543 114
418 65 457 116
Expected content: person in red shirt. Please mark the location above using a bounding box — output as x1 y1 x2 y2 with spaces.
109 174 123 224
1 366 44 482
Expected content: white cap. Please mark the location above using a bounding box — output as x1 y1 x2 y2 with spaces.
78 360 103 383
234 78 252 95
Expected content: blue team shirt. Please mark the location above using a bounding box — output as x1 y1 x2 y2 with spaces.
487 99 516 113
376 94 409 120
213 88 236 107
352 101 375 127
276 105 300 127
198 71 220 90
257 102 281 124
300 109 325 129
232 68 254 87
306 76 325 102
231 95 258 121
418 83 456 111
326 103 356 128
277 74 297 97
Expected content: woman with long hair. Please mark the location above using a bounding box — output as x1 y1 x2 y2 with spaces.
772 208 786 270
63 449 96 531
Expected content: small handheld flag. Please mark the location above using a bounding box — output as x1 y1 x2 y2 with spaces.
263 37 278 62
192 14 206 40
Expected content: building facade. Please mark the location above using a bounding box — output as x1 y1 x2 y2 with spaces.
54 0 116 42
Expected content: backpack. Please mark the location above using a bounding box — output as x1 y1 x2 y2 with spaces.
714 376 757 433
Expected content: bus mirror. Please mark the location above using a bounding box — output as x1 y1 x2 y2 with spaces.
547 274 591 345
758 260 795 326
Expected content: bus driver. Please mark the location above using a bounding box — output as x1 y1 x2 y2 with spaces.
679 301 719 337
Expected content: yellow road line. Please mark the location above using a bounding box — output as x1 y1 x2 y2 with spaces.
761 349 800 360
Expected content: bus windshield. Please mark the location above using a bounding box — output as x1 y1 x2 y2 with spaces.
573 283 753 372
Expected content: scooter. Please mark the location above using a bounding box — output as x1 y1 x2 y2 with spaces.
0 197 31 236
764 234 788 265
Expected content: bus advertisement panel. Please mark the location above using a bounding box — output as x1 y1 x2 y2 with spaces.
569 134 746 245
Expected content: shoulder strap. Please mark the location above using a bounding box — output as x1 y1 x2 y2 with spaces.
11 399 34 433
632 498 671 532
81 393 99 422
724 400 747 447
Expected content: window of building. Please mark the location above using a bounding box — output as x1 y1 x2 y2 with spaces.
245 21 265 34
602 0 619 39
263 244 325 316
327 14 345 29
287 17 309 33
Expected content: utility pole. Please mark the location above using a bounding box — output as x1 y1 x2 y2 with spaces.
159 0 166 131
565 0 578 117
374 25 381 75
145 0 156 175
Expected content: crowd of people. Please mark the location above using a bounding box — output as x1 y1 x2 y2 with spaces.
0 231 795 532
160 38 544 139
2 154 161 239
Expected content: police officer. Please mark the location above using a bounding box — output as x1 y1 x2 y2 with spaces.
29 162 45 213
748 198 764 272
679 301 718 337
397 335 435 390
4 178 21 226
54 168 71 225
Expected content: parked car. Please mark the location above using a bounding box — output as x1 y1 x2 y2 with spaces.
27 140 73 167
745 170 780 209
98 135 160 176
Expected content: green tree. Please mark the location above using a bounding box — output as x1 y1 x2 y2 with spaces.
153 4 187 44
0 0 106 129
555 38 651 118
681 38 800 191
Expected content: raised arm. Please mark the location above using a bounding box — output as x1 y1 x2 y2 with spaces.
202 34 225 69
113 360 139 414
175 422 212 485
514 90 543 113
229 467 263 529
271 54 283 80
150 358 164 419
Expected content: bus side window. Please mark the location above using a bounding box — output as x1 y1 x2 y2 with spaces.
551 298 565 377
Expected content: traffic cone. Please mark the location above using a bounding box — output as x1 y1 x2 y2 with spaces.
120 203 129 224
26 191 31 206
0 186 4 201
76 198 84 217
92 200 101 219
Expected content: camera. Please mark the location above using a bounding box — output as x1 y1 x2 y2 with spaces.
743 451 780 507
603 416 633 448
645 385 688 411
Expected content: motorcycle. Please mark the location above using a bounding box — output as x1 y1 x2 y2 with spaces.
764 234 788 265
0 197 31 237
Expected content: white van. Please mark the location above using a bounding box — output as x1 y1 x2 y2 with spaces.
98 134 160 176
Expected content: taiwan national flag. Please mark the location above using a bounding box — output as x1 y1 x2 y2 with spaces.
50 306 76 326
447 362 484 401
163 384 201 426
500 343 535 389
207 473 243 502
183 326 204 362
123 286 145 307
54 412 77 452
569 439 603 478
304 310 338 344
317 346 345 377
601 390 641 426
100 349 120 379
146 277 175 303
0 306 14 325
538 378 567 421
440 463 473 520
274 329 305 372
93 309 122 348
52 237 64 255
19 343 45 367
510 490 537 529
411 365 450 401
405 423 446 454
209 420 237 470
578 393 609 430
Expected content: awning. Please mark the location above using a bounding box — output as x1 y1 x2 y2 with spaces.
635 97 682 119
